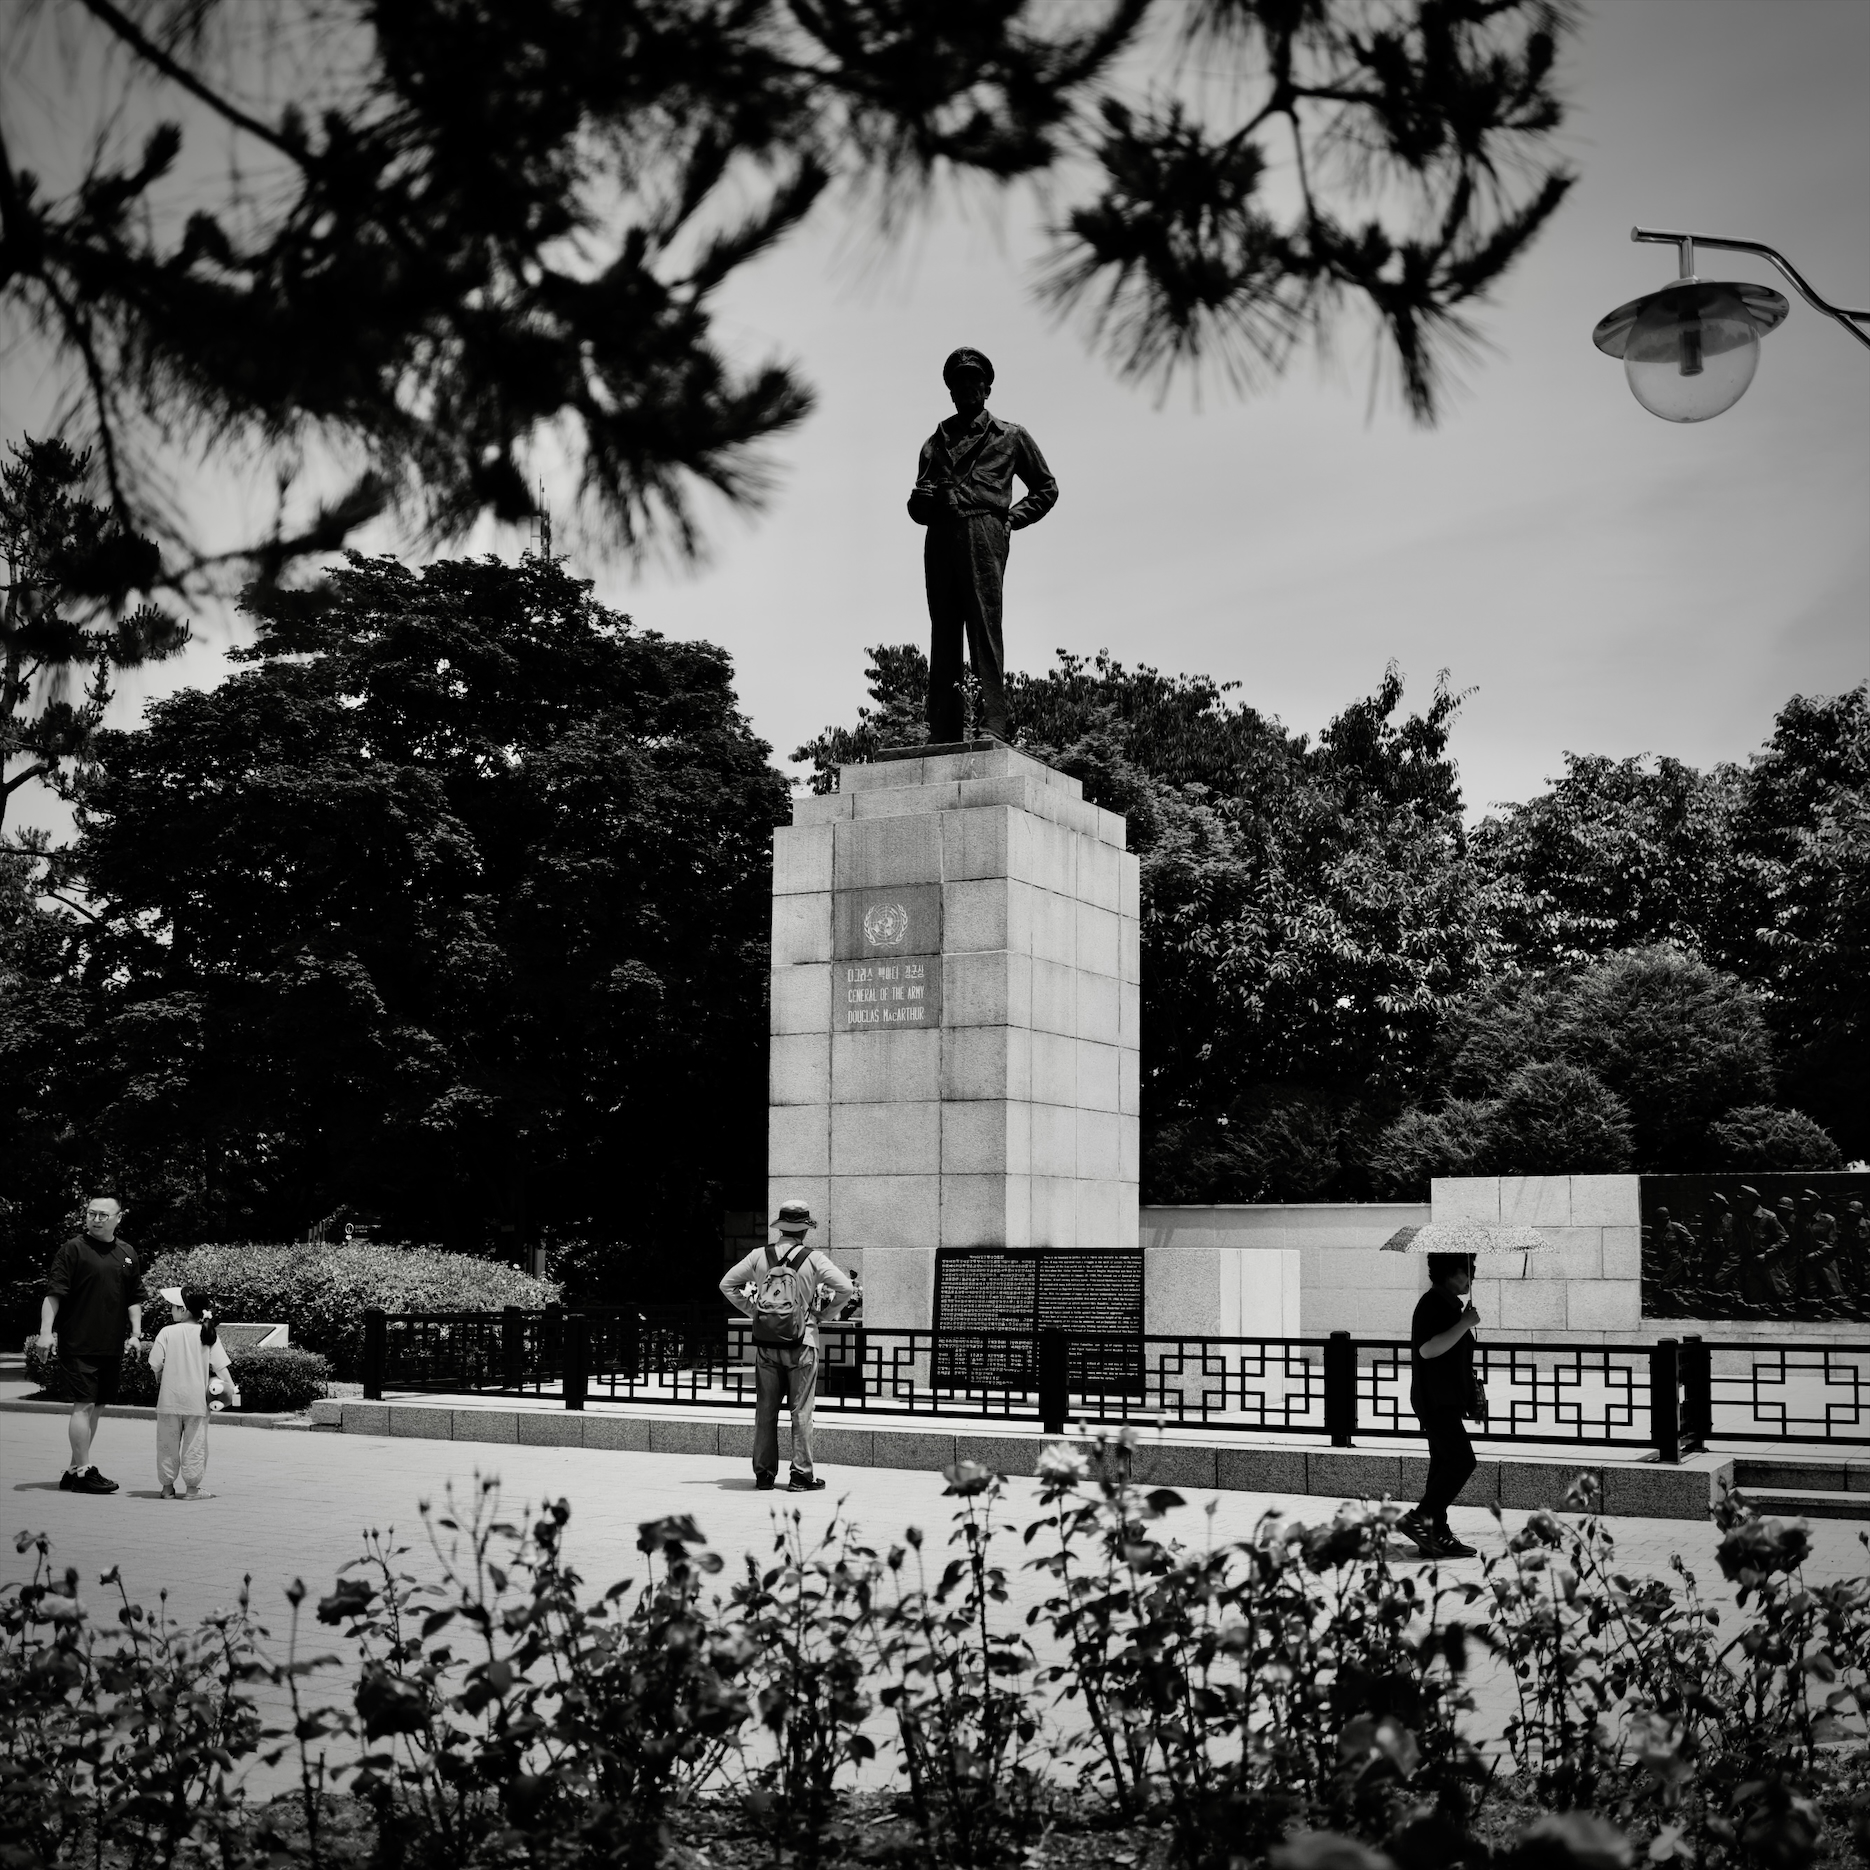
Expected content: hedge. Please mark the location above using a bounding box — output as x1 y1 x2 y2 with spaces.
141 1241 560 1379
24 1340 333 1413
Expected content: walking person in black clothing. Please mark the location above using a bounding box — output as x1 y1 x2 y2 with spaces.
1397 1252 1483 1559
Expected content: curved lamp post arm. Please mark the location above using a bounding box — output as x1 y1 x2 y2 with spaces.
1632 227 1870 351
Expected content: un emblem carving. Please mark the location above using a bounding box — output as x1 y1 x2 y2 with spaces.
863 901 910 948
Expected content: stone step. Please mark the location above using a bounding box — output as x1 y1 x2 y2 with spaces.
1731 1487 1870 1523
1731 1456 1870 1494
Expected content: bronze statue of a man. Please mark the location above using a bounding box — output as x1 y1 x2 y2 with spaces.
907 348 1058 743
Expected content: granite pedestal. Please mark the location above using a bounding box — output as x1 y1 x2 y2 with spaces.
768 742 1140 1328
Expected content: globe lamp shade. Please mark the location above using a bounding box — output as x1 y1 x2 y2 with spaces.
1592 280 1788 421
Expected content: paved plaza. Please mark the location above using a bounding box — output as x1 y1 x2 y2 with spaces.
6 1407 1868 1802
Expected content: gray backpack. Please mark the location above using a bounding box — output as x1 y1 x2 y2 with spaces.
750 1243 817 1345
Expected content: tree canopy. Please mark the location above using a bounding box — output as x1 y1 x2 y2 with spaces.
29 552 786 1268
1474 687 1868 1162
3 0 1576 579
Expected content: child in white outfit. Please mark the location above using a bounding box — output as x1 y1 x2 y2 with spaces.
149 1286 241 1498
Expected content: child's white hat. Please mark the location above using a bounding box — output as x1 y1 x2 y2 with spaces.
158 1286 185 1306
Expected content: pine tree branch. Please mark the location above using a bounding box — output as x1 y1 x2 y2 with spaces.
72 0 317 175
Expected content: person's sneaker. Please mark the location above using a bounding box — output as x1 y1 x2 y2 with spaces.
788 1476 827 1492
71 1467 119 1494
59 1469 81 1492
1394 1509 1439 1553
1433 1524 1479 1559
755 1477 776 1491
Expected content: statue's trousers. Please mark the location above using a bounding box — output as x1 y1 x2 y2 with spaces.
924 513 1011 742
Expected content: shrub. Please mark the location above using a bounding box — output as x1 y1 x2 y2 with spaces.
227 1346 333 1412
1366 1099 1495 1199
141 1241 559 1378
1555 947 1776 1167
1436 948 1778 1170
1481 1061 1634 1174
1707 1104 1845 1172
24 1339 332 1412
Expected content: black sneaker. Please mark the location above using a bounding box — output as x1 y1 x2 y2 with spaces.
788 1475 826 1492
1433 1525 1478 1559
58 1469 80 1492
72 1467 119 1495
1394 1509 1438 1553
755 1478 776 1491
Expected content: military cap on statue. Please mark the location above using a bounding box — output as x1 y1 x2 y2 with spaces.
941 347 994 387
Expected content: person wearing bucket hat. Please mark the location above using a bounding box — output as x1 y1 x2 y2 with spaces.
39 1197 144 1494
907 348 1058 743
720 1201 856 1491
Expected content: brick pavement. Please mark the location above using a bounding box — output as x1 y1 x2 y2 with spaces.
5 1409 1866 1800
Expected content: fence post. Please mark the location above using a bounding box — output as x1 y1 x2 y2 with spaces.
1650 1337 1681 1465
1324 1332 1356 1448
1680 1334 1711 1451
1038 1328 1068 1435
363 1308 386 1401
562 1313 589 1412
501 1306 525 1392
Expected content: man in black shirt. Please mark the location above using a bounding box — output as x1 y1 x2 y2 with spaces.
39 1197 145 1494
1397 1252 1482 1559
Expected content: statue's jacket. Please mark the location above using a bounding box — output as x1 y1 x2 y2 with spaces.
908 411 1058 531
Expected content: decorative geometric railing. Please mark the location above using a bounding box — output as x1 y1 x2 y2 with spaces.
360 1310 1870 1461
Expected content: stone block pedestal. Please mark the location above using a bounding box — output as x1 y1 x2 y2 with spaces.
768 742 1140 1327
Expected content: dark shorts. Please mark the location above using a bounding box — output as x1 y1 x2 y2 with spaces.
57 1352 121 1408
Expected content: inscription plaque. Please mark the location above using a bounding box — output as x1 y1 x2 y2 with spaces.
835 956 942 1031
933 1248 1144 1391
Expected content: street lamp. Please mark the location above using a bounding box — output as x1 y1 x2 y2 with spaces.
1593 227 1870 422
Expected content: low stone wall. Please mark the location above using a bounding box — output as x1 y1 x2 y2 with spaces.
1140 1183 1849 1348
1141 1203 1428 1338
1435 1174 1644 1341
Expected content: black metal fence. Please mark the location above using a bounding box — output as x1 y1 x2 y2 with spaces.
358 1310 1870 1461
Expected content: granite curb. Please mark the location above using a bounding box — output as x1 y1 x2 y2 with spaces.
309 1400 1732 1520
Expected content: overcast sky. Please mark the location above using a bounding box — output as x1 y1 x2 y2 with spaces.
14 0 1869 831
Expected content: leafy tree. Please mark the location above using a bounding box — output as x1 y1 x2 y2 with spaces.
1469 752 1737 966
1469 690 1868 1157
60 553 787 1270
3 0 1576 574
1 437 187 837
1712 688 1869 1162
0 848 89 1325
1705 1105 1845 1175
